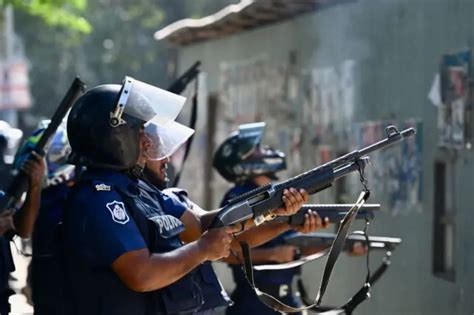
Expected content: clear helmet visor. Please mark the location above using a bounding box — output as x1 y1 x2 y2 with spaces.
111 76 187 127
237 122 266 159
144 120 195 160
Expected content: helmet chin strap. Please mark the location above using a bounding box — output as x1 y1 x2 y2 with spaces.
128 164 144 179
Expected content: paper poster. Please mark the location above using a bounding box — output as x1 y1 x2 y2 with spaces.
438 49 472 149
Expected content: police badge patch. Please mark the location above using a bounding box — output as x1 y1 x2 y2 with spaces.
106 201 130 224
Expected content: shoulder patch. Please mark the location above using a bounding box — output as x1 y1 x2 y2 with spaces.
95 183 112 191
106 200 129 224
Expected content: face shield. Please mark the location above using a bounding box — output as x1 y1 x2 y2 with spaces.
110 76 187 128
237 122 265 159
144 120 195 160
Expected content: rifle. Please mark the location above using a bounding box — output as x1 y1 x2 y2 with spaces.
167 61 201 187
284 232 402 251
167 61 201 94
273 204 380 225
0 77 86 215
210 125 415 229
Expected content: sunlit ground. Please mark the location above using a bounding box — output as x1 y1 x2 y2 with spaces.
8 239 33 315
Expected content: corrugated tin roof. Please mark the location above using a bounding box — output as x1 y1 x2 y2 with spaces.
155 0 352 46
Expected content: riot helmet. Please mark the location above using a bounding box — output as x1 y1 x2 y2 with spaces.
213 122 286 183
0 120 23 164
14 122 75 187
67 77 186 170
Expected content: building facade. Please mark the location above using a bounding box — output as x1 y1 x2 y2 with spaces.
156 1 474 314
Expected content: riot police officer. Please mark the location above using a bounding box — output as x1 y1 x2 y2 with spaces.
0 122 43 315
214 122 329 315
141 117 323 314
63 78 309 315
13 122 77 314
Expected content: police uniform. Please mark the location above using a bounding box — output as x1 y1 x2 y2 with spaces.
30 184 70 315
222 183 302 315
163 187 233 313
0 236 14 315
63 169 203 315
0 188 14 315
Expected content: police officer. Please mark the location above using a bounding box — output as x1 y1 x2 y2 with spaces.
214 122 330 315
141 121 233 314
0 133 15 315
63 78 309 315
13 122 77 314
141 117 323 314
0 122 44 315
0 209 14 315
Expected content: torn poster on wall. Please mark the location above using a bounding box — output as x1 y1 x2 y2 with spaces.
300 60 356 149
436 49 473 149
217 55 294 160
349 120 423 215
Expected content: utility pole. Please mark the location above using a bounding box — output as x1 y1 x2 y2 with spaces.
0 5 19 127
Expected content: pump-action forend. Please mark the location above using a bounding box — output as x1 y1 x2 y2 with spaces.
284 232 402 251
273 204 380 225
209 125 415 229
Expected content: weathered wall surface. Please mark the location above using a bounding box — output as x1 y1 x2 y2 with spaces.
174 1 474 313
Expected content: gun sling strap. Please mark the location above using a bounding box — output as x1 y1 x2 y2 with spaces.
296 251 393 314
239 190 374 314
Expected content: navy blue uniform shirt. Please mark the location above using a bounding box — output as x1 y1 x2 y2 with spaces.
31 183 70 315
63 168 203 315
65 170 147 268
163 187 233 312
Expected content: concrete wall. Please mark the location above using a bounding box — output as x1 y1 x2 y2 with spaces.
172 0 474 313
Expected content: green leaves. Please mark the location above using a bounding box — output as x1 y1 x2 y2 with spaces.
1 0 92 33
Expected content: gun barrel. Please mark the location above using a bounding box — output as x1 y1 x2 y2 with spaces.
322 126 416 171
210 125 415 229
302 204 381 211
285 232 402 251
275 204 379 225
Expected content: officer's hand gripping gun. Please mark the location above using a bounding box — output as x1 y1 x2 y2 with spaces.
209 125 415 229
273 203 380 225
0 77 86 215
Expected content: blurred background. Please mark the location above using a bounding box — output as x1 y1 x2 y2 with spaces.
1 0 473 314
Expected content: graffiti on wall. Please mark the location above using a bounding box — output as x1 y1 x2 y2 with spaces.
219 56 287 124
218 56 295 170
349 120 423 215
302 60 356 144
294 60 356 178
217 57 422 210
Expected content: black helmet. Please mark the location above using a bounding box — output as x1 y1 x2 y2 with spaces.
67 77 186 170
67 84 144 169
213 122 286 183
